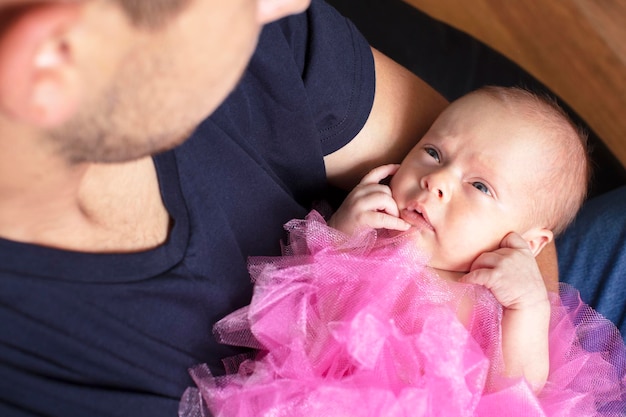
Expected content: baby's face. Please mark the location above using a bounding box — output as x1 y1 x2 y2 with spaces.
390 93 549 272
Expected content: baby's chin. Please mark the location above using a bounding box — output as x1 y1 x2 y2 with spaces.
428 265 468 282
424 252 470 270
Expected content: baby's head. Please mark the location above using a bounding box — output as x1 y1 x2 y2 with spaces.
390 86 589 272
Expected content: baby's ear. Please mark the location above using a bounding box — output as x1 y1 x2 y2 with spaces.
521 227 554 257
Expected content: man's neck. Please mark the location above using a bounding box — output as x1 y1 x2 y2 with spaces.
0 156 170 253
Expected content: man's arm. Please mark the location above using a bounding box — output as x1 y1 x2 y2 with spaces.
324 48 448 190
536 240 559 292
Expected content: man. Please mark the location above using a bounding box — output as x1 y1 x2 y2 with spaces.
0 1 448 415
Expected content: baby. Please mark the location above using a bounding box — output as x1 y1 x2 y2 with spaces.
328 85 590 388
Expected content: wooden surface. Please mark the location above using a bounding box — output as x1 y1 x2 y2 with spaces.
404 0 626 169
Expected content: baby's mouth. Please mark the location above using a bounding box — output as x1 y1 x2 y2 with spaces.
400 207 434 231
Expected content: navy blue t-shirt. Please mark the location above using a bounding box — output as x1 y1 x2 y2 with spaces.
0 1 374 416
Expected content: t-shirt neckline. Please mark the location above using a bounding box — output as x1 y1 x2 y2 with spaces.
0 151 189 283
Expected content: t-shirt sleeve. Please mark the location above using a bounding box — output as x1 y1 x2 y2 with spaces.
278 0 376 155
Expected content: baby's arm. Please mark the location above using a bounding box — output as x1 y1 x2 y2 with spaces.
328 164 410 235
463 232 550 391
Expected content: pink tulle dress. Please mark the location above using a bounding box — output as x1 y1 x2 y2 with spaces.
180 211 626 417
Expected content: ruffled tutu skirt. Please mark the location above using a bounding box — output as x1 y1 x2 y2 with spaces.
180 211 626 417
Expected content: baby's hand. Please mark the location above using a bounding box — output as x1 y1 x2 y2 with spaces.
328 164 411 235
462 232 549 310
463 232 551 389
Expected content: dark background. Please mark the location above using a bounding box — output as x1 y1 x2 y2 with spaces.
327 0 626 198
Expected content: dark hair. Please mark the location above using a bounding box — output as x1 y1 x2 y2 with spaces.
0 1 192 29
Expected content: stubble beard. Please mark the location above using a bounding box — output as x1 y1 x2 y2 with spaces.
47 77 192 165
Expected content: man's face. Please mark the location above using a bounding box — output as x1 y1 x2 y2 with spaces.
51 0 311 163
390 93 549 272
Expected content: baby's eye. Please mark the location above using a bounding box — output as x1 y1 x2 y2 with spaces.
424 147 440 163
472 182 492 196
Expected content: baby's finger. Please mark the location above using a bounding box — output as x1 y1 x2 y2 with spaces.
350 183 395 201
462 267 509 298
468 250 500 273
500 232 531 251
359 164 401 186
348 190 400 218
364 211 411 231
373 189 404 218
463 267 490 285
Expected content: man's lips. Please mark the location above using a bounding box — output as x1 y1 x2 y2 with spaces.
400 207 434 231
